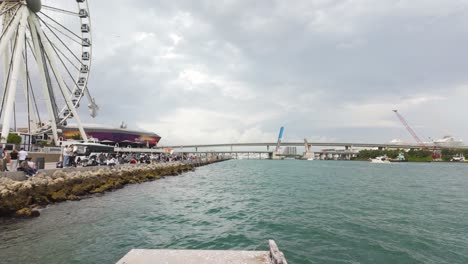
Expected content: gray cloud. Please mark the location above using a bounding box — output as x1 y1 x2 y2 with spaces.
78 0 468 145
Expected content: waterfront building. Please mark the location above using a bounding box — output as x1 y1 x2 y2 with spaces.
283 147 297 155
59 125 161 147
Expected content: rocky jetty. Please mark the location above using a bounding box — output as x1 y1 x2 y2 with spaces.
0 160 221 218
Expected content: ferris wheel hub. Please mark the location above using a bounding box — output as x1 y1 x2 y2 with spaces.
26 0 42 13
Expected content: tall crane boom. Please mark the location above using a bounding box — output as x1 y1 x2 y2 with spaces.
275 127 284 153
393 110 428 149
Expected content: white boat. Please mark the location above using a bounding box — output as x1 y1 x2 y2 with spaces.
389 139 407 145
391 136 464 148
426 136 464 148
307 158 314 161
370 155 391 163
451 154 465 162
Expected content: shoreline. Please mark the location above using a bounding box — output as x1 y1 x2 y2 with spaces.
0 158 229 218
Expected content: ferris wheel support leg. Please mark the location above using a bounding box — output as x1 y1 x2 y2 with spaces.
30 14 89 143
0 7 22 58
3 41 9 90
28 14 59 146
1 5 18 105
0 6 29 146
2 47 10 134
20 54 37 131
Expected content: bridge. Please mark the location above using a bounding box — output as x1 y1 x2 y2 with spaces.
156 141 468 160
157 142 444 151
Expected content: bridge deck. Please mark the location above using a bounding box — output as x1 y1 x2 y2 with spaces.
157 142 466 149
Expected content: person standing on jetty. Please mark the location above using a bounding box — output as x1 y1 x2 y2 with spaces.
18 148 28 164
9 149 18 171
1 149 8 171
71 145 78 167
63 145 70 167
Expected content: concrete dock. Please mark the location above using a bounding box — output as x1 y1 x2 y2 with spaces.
117 250 269 264
116 240 288 264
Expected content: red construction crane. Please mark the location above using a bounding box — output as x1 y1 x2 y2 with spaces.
392 110 428 150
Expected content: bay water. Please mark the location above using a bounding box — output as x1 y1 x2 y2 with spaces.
1 160 467 263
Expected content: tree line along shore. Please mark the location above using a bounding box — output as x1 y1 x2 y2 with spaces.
354 149 468 162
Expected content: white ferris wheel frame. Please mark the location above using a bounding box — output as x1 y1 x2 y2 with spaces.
0 0 97 146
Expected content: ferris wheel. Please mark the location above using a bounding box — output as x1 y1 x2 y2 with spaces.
0 0 98 146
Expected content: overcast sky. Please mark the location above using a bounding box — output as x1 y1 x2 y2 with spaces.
80 0 468 145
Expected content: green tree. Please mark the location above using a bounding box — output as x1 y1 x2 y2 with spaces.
356 149 405 160
355 148 434 162
7 133 22 144
37 141 49 147
406 149 433 162
441 148 468 161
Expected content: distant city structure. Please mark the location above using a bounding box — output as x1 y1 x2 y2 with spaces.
283 147 297 155
60 125 161 148
390 136 463 148
13 124 162 148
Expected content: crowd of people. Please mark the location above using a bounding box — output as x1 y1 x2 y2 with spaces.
78 152 200 167
0 147 205 178
62 145 79 168
0 147 38 177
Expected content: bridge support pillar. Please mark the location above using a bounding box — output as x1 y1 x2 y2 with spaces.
271 152 282 160
302 152 314 160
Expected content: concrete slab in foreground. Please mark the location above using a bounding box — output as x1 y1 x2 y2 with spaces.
117 249 269 264
116 240 288 264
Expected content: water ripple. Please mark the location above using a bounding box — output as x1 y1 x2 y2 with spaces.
1 160 468 264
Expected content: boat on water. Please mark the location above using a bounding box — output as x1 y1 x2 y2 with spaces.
370 155 391 163
390 152 407 163
451 154 466 162
426 135 464 148
391 136 464 148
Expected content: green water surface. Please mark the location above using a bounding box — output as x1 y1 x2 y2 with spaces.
1 160 467 264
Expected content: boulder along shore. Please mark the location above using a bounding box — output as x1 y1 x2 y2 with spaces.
0 159 227 218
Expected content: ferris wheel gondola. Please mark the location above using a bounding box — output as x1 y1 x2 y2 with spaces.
0 0 98 146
